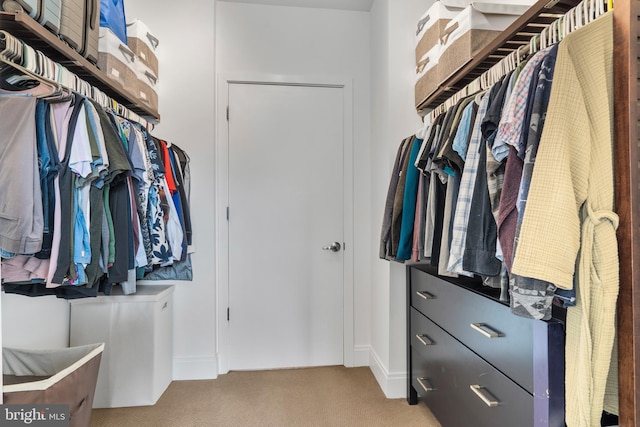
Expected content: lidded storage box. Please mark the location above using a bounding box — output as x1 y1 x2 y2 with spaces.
133 58 158 112
97 26 137 89
414 0 467 65
437 1 536 83
127 18 159 77
415 43 443 107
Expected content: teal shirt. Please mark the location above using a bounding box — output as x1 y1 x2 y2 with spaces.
396 137 423 260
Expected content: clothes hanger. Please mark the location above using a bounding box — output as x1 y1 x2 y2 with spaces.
529 34 539 55
0 31 21 64
0 55 62 98
576 3 584 29
516 44 529 65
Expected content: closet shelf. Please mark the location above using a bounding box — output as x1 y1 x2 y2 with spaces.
415 0 580 113
0 10 160 121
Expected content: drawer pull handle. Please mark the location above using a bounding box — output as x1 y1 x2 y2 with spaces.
416 334 434 346
417 377 434 392
470 385 500 407
470 323 503 339
415 291 435 300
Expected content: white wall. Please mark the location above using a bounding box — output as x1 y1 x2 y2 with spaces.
2 294 69 349
369 0 432 398
216 1 372 367
125 0 217 380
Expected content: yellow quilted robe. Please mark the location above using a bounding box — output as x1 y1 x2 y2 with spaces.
511 11 618 427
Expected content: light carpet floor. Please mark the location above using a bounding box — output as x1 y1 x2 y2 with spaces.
89 365 441 427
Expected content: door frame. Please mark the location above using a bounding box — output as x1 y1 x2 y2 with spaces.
215 73 355 375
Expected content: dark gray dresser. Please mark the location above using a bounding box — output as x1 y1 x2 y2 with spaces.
406 264 565 427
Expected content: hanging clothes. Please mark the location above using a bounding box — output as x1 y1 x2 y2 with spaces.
0 96 43 255
447 87 494 276
379 137 412 260
511 11 618 426
396 136 422 261
0 86 194 297
505 45 559 321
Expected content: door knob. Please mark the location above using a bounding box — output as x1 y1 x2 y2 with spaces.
322 242 342 252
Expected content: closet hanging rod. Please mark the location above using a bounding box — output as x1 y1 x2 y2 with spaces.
428 0 612 122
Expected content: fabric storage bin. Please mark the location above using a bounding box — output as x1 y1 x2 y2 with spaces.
472 0 537 15
415 1 463 65
439 0 473 7
3 343 104 427
69 285 174 408
133 58 158 112
415 43 442 108
97 26 137 89
437 3 532 83
126 18 159 77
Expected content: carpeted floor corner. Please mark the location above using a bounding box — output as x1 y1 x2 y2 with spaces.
89 366 441 427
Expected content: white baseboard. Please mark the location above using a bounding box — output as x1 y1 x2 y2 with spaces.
172 356 218 380
353 345 371 367
368 348 407 399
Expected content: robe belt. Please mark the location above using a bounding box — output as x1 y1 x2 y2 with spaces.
570 202 619 427
585 203 619 230
577 201 619 311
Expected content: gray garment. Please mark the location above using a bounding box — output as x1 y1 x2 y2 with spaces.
423 171 437 258
0 96 44 254
120 269 137 295
438 170 460 278
379 138 411 260
413 172 429 261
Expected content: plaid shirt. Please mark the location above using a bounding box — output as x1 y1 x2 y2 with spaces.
446 92 491 276
496 49 549 156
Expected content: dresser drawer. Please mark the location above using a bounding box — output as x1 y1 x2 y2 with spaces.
457 347 534 427
410 267 536 393
411 349 479 427
410 307 453 363
411 329 534 427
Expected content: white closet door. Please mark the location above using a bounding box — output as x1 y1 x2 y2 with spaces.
227 82 344 370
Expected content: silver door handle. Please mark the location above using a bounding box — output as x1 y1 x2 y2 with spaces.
322 242 342 252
